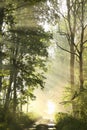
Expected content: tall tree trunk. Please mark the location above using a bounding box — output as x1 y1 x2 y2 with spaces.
4 59 13 111
79 52 84 91
77 0 85 118
67 0 76 116
13 63 17 113
0 8 4 92
79 0 84 91
70 42 75 115
27 96 29 113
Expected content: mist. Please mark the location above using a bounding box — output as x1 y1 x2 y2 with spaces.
27 42 71 117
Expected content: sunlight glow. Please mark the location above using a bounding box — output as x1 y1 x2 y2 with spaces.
43 21 50 32
47 100 55 115
60 0 67 14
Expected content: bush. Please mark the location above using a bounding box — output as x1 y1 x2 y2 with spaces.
0 106 5 122
17 112 34 128
55 113 87 130
0 123 7 130
0 110 35 130
5 111 22 130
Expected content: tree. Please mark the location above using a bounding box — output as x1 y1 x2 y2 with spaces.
58 0 87 117
0 0 51 115
34 0 87 117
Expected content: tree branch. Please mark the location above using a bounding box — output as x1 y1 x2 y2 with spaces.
73 42 80 54
56 42 79 57
83 46 87 49
83 39 87 44
83 24 87 30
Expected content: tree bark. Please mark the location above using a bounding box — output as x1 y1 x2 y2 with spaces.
67 0 76 116
4 59 14 111
13 62 17 113
79 0 84 91
0 8 4 91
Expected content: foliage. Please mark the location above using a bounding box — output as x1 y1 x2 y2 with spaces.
17 112 35 128
0 106 5 122
55 112 87 130
55 112 69 123
0 0 52 120
37 0 87 119
75 90 87 121
3 26 51 108
0 107 35 130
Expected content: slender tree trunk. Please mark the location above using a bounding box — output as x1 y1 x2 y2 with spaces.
70 36 77 116
4 59 13 111
67 0 76 116
0 47 2 91
79 0 84 91
12 39 19 113
79 52 84 91
77 0 85 118
10 37 19 113
27 96 29 113
20 101 23 112
13 63 17 113
0 8 4 92
70 38 75 90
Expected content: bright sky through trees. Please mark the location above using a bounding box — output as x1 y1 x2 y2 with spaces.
21 0 70 118
47 100 55 115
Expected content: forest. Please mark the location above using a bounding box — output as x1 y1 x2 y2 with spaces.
0 0 87 130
